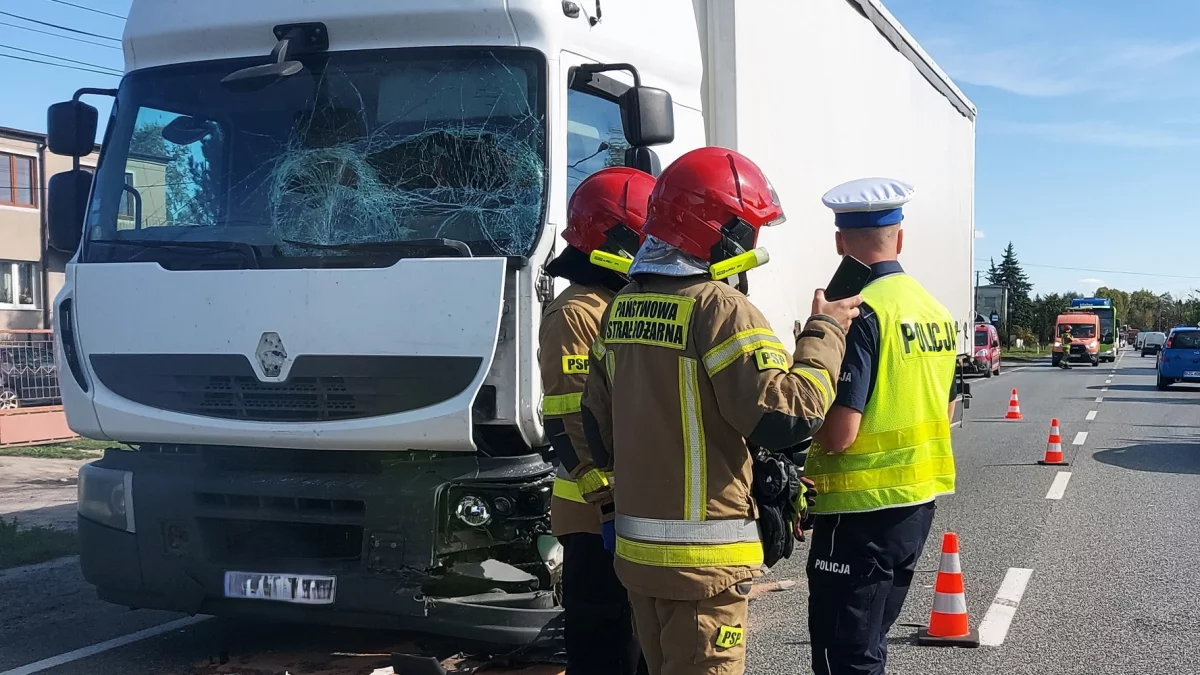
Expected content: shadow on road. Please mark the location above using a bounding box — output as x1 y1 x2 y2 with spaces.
1108 396 1200 406
1090 383 1158 392
1093 439 1200 474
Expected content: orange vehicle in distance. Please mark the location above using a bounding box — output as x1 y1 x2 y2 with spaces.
1053 313 1102 367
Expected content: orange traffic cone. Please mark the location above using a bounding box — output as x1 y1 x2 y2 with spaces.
917 532 980 647
1038 418 1069 466
1005 388 1023 420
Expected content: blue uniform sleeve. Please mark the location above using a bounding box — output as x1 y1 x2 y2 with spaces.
833 303 878 413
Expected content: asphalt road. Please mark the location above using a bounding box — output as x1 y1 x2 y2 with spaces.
3 349 1198 675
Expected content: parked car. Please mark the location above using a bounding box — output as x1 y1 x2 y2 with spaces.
968 323 1002 377
0 344 61 409
1141 332 1167 358
1157 328 1200 389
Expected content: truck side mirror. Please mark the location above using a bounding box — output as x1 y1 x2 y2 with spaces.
47 100 99 157
47 170 93 253
619 86 674 147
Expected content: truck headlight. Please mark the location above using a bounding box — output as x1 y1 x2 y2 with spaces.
1089 341 1098 349
455 496 492 527
78 464 135 533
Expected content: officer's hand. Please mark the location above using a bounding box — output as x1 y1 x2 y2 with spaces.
812 289 863 332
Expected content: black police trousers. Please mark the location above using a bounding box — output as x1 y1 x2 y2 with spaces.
806 502 936 675
560 532 645 675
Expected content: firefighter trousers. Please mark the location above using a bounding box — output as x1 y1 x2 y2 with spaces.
560 533 644 675
627 581 752 675
806 502 936 675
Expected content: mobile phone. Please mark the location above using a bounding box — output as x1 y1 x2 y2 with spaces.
824 255 873 302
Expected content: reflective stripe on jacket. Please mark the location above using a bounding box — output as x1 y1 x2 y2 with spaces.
581 274 847 600
806 273 957 514
540 283 615 536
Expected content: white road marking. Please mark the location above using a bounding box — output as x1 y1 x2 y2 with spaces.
1045 471 1072 500
1105 379 1112 384
1086 410 1097 421
1095 396 1104 402
951 420 962 429
1073 431 1088 445
0 617 210 675
978 567 1034 647
1101 387 1109 392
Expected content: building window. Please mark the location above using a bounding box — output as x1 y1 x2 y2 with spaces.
0 153 37 207
0 262 38 309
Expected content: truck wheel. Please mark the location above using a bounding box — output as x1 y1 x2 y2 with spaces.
1052 354 1062 367
0 387 17 410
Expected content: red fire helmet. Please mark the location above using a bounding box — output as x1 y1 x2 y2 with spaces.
642 147 784 262
563 167 656 255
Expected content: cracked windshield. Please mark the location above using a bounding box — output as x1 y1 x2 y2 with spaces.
83 48 546 266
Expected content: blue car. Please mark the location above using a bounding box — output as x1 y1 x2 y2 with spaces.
1157 327 1200 389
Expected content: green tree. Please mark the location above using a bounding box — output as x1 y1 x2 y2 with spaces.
1095 286 1130 324
986 243 1034 343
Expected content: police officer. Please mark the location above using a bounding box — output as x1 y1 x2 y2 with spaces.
805 178 960 675
580 147 862 675
1060 327 1073 369
541 167 656 675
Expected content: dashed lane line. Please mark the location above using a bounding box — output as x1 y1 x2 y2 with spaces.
1086 410 1097 421
0 617 211 675
978 568 1035 647
1072 431 1088 445
1095 396 1104 402
1045 471 1072 500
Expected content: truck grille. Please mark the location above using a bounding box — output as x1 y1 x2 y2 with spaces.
195 492 366 518
198 518 363 563
89 353 481 422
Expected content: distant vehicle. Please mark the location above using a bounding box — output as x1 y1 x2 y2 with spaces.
1068 298 1119 363
1156 328 1200 389
968 323 1001 377
1141 332 1167 357
1135 331 1148 349
1053 314 1101 367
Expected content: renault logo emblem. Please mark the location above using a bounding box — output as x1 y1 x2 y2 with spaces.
256 332 287 378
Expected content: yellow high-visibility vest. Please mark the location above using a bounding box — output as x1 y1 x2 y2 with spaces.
806 273 957 514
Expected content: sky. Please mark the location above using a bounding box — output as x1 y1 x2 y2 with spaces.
1 0 1198 298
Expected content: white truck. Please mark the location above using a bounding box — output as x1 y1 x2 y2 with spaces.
45 0 975 644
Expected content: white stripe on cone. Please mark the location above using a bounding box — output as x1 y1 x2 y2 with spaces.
932 590 968 614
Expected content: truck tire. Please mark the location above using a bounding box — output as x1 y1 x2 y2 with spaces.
1051 353 1061 367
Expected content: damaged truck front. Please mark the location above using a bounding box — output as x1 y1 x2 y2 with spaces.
46 0 678 644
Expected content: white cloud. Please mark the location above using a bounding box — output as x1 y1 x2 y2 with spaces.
990 120 1200 149
1079 277 1108 291
974 229 985 239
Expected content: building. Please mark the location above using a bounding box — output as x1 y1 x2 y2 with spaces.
0 126 98 330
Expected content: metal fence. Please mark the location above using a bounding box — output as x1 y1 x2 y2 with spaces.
0 330 61 410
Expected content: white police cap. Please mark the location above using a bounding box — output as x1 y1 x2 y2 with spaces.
821 177 915 228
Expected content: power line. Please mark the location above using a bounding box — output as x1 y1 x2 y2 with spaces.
0 19 121 50
974 258 1200 281
0 42 121 74
0 10 120 42
43 0 126 20
0 51 118 76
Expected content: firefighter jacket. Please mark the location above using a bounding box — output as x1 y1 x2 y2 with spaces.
580 274 848 601
806 273 958 514
540 283 617 536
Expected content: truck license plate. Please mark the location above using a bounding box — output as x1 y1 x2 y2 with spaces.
223 571 336 604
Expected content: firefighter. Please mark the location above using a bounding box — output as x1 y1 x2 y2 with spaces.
1060 327 1074 369
805 177 961 675
580 147 862 675
541 166 656 675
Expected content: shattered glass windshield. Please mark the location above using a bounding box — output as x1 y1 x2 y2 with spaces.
82 48 547 267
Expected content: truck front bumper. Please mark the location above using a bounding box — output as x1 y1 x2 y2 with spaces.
77 448 561 646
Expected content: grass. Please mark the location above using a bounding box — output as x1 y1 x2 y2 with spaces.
0 437 112 460
0 517 78 569
1004 348 1047 361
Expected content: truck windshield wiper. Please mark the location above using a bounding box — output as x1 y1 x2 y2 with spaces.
90 239 261 268
281 238 473 258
